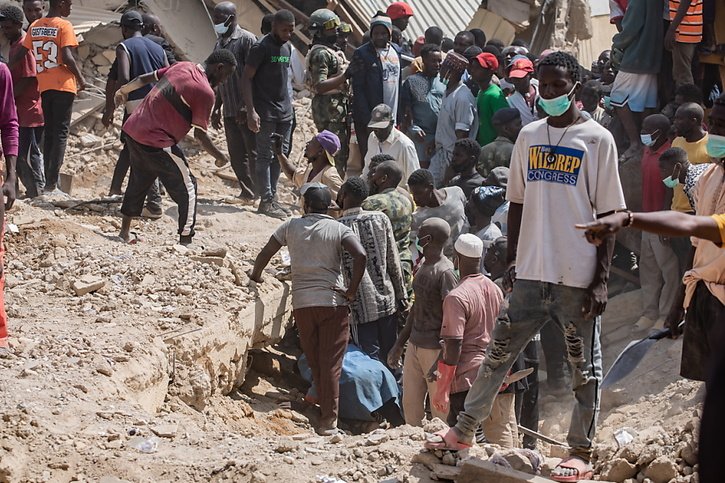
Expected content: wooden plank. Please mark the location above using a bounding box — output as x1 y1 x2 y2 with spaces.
457 458 556 483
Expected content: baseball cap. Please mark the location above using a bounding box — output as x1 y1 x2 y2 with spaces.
491 108 521 126
508 57 534 79
474 52 499 71
485 167 510 189
314 130 341 166
301 183 332 210
454 234 484 259
386 2 414 20
120 10 143 28
368 104 393 129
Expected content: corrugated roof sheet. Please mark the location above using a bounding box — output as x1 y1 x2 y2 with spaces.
67 5 121 34
350 0 480 39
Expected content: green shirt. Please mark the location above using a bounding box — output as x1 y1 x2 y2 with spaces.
476 84 509 146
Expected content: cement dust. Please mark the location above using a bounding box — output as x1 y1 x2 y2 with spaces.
0 100 703 482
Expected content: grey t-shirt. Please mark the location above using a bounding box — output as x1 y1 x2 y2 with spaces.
411 186 469 257
378 45 400 120
273 214 356 309
409 257 458 349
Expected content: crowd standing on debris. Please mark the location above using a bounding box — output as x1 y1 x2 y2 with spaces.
0 0 724 481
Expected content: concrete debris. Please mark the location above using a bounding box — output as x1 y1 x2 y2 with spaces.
72 275 106 296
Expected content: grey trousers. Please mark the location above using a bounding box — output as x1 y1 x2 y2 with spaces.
640 232 680 320
455 280 602 459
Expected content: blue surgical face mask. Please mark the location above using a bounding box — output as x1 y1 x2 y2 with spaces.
706 133 725 159
416 235 431 252
537 83 579 117
214 22 229 35
640 130 659 147
662 176 680 188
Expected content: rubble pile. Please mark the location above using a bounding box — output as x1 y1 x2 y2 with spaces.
594 416 701 483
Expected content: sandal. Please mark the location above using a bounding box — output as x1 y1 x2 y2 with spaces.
551 455 593 482
424 428 472 451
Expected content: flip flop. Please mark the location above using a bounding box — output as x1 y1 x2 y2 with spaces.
423 429 472 451
551 455 593 482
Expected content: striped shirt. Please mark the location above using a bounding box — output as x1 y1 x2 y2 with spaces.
669 0 703 43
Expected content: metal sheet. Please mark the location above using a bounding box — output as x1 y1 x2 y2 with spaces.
346 0 480 39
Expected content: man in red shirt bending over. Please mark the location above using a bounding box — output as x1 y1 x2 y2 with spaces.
114 49 234 245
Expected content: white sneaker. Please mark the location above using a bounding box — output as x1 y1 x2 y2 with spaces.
633 316 655 332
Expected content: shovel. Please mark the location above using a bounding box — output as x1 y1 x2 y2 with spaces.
602 321 684 389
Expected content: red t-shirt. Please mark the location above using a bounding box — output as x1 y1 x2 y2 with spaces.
641 141 670 212
9 33 43 128
123 62 214 148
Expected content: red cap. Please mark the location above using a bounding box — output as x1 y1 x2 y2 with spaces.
508 57 534 79
474 52 499 71
386 2 414 20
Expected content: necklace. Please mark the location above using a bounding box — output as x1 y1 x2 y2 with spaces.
545 116 580 164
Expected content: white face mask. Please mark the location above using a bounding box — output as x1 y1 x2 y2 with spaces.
214 16 231 35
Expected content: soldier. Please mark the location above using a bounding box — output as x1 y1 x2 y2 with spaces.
305 9 352 175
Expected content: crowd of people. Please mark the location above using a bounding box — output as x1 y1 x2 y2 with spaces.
0 0 723 482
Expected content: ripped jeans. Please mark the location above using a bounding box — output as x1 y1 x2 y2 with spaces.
455 280 602 459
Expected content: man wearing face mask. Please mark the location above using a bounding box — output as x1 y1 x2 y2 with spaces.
305 9 351 175
351 12 401 159
658 147 709 273
635 114 679 332
211 2 258 203
114 49 235 245
427 52 626 483
362 104 419 188
387 217 458 426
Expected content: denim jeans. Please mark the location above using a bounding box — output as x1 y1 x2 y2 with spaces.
255 120 291 202
224 116 257 199
17 126 45 197
456 280 603 458
41 90 75 191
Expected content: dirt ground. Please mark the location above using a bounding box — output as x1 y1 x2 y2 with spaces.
0 101 703 483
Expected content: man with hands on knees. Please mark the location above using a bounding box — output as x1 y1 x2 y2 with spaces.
249 183 367 435
113 49 234 245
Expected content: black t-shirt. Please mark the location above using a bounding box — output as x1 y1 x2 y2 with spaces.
247 33 292 122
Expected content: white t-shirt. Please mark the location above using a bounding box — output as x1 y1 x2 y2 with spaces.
378 46 400 120
507 117 626 289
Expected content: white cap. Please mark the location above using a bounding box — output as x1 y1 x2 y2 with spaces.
454 234 484 259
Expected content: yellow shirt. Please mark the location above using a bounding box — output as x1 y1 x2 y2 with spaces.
713 214 725 245
672 185 693 212
672 134 711 165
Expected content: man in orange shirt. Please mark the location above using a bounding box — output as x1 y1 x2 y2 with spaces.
11 0 86 193
665 0 703 87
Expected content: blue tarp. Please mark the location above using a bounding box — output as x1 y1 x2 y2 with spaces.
298 344 400 422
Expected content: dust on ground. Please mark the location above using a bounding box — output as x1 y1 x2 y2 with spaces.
0 100 703 483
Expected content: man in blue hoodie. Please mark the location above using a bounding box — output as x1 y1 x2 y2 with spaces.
610 0 663 162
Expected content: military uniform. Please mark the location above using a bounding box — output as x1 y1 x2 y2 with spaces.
306 44 350 174
362 187 414 295
477 136 514 177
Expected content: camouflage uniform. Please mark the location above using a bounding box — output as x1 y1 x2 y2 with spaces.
306 44 350 174
362 187 414 297
477 136 514 177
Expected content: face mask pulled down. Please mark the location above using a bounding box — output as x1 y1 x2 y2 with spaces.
537 83 578 117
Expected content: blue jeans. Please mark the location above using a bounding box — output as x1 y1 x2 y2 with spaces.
255 120 292 202
456 280 603 458
17 126 45 197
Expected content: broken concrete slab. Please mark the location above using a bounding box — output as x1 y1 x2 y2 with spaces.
143 0 216 63
457 459 555 483
72 275 106 296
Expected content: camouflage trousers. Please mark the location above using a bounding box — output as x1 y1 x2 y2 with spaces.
312 93 349 176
